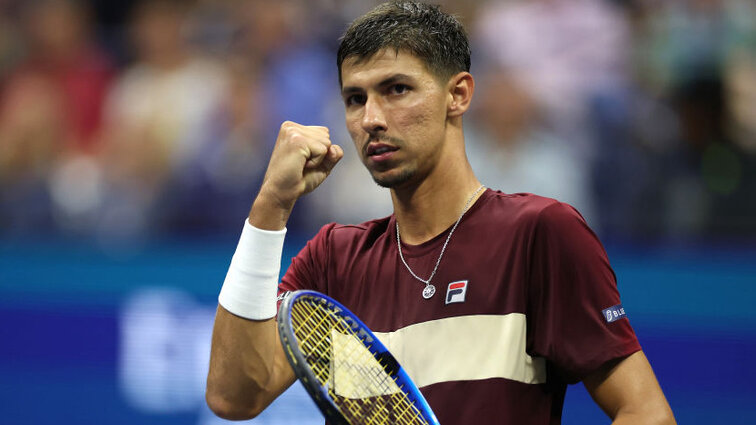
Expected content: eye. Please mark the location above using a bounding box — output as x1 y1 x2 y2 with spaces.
345 93 366 107
389 84 410 95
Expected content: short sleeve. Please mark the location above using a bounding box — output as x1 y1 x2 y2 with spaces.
277 223 335 307
526 202 641 383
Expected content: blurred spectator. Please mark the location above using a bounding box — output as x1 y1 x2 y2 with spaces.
227 0 348 233
97 0 230 239
0 0 24 77
232 0 340 137
0 0 114 234
726 49 756 154
631 0 756 240
474 0 632 157
466 71 597 226
473 0 634 238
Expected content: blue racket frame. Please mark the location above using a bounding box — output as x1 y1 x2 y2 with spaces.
278 290 439 425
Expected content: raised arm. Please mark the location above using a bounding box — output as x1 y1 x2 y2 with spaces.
584 350 676 425
205 122 343 419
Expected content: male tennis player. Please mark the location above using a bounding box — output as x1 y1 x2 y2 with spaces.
206 2 676 424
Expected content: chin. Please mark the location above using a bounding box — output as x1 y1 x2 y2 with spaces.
371 168 415 188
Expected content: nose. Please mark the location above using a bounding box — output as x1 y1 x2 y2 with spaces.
361 96 387 134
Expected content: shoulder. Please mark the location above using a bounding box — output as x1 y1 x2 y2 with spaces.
485 191 605 261
310 215 393 250
471 190 594 249
479 189 583 226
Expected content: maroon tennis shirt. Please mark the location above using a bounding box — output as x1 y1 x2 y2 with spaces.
279 189 640 424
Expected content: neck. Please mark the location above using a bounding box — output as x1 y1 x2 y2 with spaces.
392 162 483 245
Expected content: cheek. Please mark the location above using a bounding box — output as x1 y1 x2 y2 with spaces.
395 95 445 135
345 119 366 159
344 113 361 140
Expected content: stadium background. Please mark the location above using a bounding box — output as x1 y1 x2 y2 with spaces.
1 0 754 424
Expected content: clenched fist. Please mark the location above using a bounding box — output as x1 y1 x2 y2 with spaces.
250 121 344 230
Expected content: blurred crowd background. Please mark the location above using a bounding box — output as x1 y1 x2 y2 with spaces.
1 0 755 245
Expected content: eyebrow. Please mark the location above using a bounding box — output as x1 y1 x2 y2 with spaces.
341 73 415 96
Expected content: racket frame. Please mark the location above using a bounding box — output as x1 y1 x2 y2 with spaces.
277 290 439 425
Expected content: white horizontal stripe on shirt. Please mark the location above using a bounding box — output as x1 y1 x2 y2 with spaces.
373 313 546 388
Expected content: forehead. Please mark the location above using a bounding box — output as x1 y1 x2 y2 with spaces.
340 49 436 88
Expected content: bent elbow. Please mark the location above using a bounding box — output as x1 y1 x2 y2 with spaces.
655 409 677 425
205 391 265 421
646 399 677 425
632 404 676 425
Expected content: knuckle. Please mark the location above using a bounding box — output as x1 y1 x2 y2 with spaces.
281 128 302 144
279 121 298 136
289 132 305 144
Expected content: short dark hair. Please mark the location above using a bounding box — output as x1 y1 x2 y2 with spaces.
337 1 471 85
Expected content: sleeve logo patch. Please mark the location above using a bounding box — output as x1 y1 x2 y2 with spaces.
602 304 627 323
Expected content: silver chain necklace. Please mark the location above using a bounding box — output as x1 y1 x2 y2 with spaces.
396 185 485 300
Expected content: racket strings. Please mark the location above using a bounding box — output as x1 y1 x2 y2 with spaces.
290 299 428 425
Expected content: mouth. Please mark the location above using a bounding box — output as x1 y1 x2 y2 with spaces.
365 142 399 164
366 142 399 157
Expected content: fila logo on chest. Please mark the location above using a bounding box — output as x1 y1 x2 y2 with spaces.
445 280 468 305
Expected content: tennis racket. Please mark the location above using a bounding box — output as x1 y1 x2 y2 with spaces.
277 290 439 425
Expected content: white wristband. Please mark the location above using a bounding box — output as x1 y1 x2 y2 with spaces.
218 219 286 320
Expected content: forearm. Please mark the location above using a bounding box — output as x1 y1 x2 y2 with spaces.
206 306 293 420
248 189 295 231
206 201 293 419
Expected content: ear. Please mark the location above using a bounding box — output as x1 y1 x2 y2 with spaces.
447 72 474 118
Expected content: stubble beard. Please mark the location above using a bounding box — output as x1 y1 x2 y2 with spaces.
360 134 415 188
371 166 415 188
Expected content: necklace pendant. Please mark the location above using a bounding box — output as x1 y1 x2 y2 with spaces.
422 284 436 299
